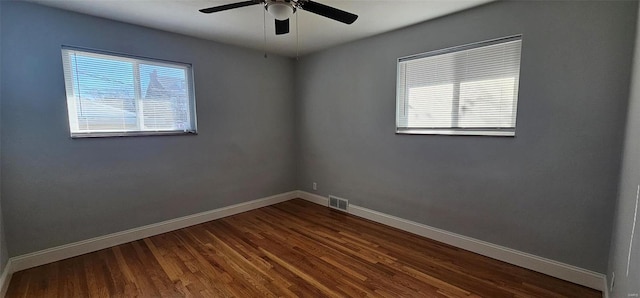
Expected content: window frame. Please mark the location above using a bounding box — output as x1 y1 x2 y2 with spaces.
61 45 198 138
395 35 522 137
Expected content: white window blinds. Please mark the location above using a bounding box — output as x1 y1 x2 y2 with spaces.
396 35 522 136
61 47 197 138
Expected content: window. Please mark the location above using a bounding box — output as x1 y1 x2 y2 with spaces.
396 35 522 136
61 46 197 138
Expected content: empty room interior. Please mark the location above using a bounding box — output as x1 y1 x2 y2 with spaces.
1 0 640 296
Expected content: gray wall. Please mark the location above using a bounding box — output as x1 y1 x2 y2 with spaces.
0 0 8 274
295 1 636 272
0 1 296 256
607 3 640 296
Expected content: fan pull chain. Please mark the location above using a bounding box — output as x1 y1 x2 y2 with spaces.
296 12 299 60
263 7 267 58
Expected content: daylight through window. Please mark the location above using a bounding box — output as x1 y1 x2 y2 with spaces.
61 47 197 138
396 35 522 136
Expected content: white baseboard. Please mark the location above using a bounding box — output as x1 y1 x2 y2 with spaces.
602 275 609 298
0 259 13 298
296 191 605 291
9 191 298 273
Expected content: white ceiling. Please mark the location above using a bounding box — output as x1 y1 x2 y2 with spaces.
24 0 494 57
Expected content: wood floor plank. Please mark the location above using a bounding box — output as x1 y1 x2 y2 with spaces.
6 199 601 297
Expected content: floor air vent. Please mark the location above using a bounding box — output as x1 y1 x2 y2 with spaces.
328 195 348 212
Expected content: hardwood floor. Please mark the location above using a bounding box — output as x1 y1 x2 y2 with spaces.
7 199 600 297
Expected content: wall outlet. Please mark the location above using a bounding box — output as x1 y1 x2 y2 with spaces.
312 182 317 190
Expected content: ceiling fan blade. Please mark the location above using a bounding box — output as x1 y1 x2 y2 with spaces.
275 19 290 35
299 0 358 24
199 1 258 14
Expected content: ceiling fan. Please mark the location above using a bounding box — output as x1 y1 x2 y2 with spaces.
199 0 358 35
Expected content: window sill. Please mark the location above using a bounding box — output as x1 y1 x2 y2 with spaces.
70 130 197 139
396 128 515 137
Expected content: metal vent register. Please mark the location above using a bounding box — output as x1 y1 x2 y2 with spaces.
328 195 348 211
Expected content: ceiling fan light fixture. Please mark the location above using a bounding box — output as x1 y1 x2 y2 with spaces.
266 2 294 20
